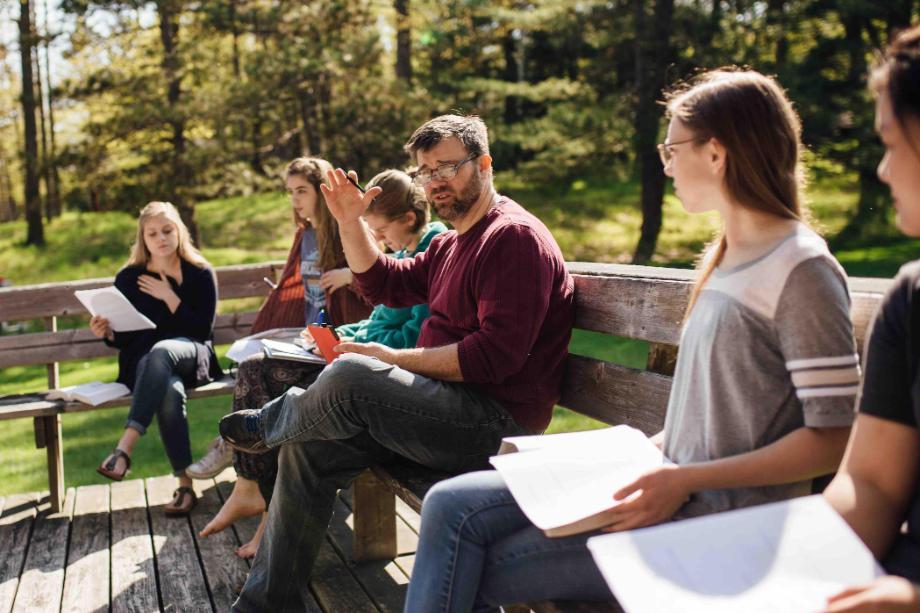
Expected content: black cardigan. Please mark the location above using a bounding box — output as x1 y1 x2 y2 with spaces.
105 260 222 390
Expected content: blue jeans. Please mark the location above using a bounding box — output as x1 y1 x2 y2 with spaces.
126 337 198 475
231 353 529 612
404 470 613 612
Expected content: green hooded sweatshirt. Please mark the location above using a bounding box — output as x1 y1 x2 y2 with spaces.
335 221 447 349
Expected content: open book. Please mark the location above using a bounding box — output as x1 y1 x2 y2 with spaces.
260 339 326 365
225 327 308 363
46 381 130 406
586 495 884 613
489 426 667 537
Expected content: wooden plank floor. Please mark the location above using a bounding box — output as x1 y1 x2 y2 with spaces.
0 468 419 612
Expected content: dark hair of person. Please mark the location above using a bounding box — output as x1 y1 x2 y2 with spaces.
365 169 430 233
404 114 490 160
665 69 807 314
870 26 920 134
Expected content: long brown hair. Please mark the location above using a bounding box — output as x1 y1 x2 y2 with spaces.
126 201 209 269
285 157 342 271
365 169 430 233
666 69 807 314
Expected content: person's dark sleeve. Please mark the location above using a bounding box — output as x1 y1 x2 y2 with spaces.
106 269 140 349
172 267 218 342
456 225 554 384
352 238 438 308
859 265 917 426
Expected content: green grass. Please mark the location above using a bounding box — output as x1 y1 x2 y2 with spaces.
1 170 916 495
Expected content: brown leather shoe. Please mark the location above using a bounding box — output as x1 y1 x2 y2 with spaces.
164 486 197 516
96 448 131 481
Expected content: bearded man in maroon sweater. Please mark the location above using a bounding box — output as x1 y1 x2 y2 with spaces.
222 115 575 612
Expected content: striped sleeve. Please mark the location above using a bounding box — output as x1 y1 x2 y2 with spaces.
785 354 860 400
775 257 859 427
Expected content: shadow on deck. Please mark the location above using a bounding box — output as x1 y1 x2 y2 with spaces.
0 468 420 612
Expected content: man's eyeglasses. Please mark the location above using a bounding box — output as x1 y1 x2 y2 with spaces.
414 154 478 186
656 137 703 167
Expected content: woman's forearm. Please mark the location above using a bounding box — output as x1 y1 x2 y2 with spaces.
681 426 851 492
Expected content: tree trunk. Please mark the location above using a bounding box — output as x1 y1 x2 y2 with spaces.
42 0 60 218
0 150 17 222
632 0 674 264
157 0 199 244
31 4 51 222
502 30 522 124
395 0 412 83
19 0 43 246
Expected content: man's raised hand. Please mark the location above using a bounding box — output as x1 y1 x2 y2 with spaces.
320 169 383 225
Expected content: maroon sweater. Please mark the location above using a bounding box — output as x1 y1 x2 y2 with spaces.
354 196 574 432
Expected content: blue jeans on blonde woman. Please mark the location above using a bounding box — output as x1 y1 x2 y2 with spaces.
403 470 612 613
126 337 198 475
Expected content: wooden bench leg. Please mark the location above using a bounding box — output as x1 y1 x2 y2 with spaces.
352 470 397 562
34 415 64 512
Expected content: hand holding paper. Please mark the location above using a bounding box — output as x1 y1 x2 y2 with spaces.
75 287 156 332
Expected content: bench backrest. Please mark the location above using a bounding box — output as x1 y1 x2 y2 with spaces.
0 261 891 428
561 263 891 435
0 263 285 381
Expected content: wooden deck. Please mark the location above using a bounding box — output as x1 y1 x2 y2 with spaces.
0 468 420 612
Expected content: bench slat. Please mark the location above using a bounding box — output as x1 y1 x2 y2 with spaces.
559 355 671 436
0 376 237 421
0 262 283 321
572 275 884 347
0 311 258 369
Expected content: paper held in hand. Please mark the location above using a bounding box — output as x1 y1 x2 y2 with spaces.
46 381 130 406
75 287 155 332
489 426 668 537
586 495 884 613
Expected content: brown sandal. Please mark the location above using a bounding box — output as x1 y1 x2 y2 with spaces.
96 448 131 481
164 486 197 517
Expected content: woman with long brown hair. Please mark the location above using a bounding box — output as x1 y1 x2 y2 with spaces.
404 70 859 610
90 201 222 516
194 167 444 559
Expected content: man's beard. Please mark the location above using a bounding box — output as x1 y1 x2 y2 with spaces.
430 168 484 222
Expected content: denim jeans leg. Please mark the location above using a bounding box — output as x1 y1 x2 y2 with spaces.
404 470 613 613
126 338 198 434
404 470 533 613
259 353 530 474
232 432 394 612
155 375 192 475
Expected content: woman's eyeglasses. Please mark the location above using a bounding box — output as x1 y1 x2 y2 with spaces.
656 137 703 167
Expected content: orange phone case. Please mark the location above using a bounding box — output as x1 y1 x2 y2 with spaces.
306 325 341 363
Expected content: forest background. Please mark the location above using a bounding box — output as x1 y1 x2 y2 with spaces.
1 0 919 493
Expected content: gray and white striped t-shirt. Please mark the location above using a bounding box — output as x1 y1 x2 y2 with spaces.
663 225 859 519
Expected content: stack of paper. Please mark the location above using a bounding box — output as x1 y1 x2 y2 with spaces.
490 426 667 537
586 495 883 612
74 287 155 331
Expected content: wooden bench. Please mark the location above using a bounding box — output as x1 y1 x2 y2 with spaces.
356 262 892 611
0 261 894 610
0 262 284 512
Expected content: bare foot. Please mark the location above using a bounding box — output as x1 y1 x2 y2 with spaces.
199 478 265 537
235 512 267 559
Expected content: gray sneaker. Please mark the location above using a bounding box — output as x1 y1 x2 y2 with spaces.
186 436 233 479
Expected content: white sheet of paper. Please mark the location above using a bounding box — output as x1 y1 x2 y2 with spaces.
489 426 666 531
225 327 307 363
586 495 884 613
74 286 156 332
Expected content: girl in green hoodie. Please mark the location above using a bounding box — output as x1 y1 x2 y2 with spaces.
337 169 447 348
